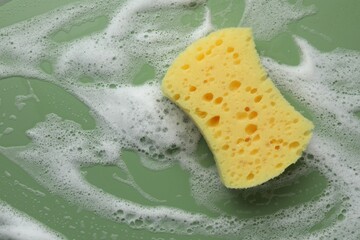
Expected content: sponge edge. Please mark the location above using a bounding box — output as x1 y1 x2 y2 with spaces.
161 28 314 189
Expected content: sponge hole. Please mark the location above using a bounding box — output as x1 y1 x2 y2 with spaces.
207 116 220 127
253 134 260 141
181 64 190 70
214 97 223 104
289 141 300 149
250 149 259 155
246 173 254 180
196 53 204 61
250 88 258 94
215 39 223 46
245 124 257 134
203 92 213 101
254 95 263 103
236 112 247 120
195 108 207 118
173 94 180 100
189 85 197 92
227 47 234 53
236 138 244 144
229 80 241 90
275 163 283 169
222 103 230 112
222 144 229 150
249 111 258 119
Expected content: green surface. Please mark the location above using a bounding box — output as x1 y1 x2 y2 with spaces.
0 0 359 239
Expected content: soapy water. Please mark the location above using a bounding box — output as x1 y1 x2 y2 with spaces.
0 0 359 239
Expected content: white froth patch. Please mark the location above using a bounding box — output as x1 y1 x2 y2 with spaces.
0 1 106 79
75 84 200 156
0 201 64 240
106 0 209 38
240 0 316 40
53 0 212 86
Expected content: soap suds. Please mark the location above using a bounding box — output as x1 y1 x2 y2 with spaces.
0 0 359 239
240 0 316 40
0 201 64 240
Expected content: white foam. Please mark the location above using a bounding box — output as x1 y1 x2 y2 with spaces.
75 85 200 155
240 0 316 40
0 201 64 240
0 0 359 239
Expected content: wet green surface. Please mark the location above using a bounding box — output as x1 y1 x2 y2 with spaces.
1 0 359 239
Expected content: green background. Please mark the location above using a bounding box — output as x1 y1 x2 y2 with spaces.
1 0 359 239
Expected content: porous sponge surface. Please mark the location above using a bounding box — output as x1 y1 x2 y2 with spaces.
162 28 314 188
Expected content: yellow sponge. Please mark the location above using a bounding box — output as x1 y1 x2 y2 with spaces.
161 28 314 188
